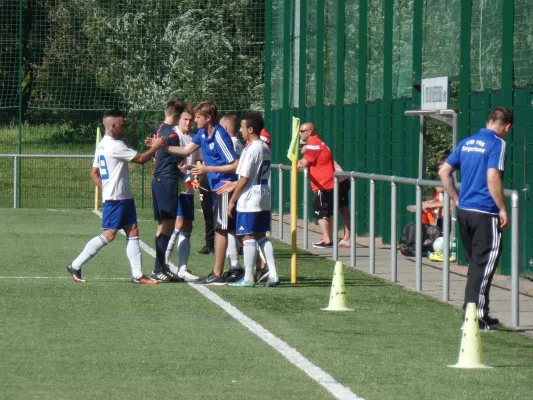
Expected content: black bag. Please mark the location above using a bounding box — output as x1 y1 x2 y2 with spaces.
399 223 441 257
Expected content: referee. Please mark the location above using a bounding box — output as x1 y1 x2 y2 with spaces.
439 107 513 332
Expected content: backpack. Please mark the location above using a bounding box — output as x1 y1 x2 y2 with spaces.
399 223 441 257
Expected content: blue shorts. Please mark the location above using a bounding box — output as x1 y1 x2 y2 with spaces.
236 210 271 235
102 199 137 230
177 193 195 221
152 177 178 221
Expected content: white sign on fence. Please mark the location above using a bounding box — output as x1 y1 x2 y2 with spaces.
421 76 448 110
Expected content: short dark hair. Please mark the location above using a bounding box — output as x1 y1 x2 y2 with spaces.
488 107 513 126
103 109 123 118
165 100 185 117
242 111 264 135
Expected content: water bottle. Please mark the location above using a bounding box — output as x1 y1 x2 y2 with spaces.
450 237 457 261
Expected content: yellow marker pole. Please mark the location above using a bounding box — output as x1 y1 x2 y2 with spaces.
288 117 300 284
94 127 102 211
291 152 298 283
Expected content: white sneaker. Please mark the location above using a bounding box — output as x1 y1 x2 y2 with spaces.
177 269 200 281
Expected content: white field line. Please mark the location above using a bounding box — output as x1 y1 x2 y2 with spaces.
92 210 363 400
0 276 128 280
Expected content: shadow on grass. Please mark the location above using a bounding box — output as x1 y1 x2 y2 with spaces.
276 276 389 288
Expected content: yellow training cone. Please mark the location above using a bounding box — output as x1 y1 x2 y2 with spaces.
449 303 492 369
321 262 354 311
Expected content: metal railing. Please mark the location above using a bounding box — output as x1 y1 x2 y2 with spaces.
0 154 93 208
271 164 309 249
332 171 520 327
269 163 521 328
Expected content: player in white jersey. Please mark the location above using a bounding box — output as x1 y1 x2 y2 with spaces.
165 104 202 281
219 114 244 280
67 109 166 284
222 111 279 287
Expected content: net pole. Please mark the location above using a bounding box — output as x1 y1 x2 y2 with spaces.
291 155 298 284
94 127 102 210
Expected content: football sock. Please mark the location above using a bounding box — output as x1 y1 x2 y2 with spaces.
257 237 277 277
242 239 257 283
166 229 179 265
154 234 170 274
72 234 109 269
126 236 143 279
177 231 192 272
227 233 240 268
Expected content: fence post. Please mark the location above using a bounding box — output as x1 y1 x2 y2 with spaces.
442 191 450 301
141 108 145 209
512 191 520 327
333 176 339 261
369 178 375 274
278 166 283 240
13 156 17 209
350 175 356 266
303 167 309 249
390 180 397 282
416 184 423 291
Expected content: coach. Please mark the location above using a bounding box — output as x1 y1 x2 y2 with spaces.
439 107 513 332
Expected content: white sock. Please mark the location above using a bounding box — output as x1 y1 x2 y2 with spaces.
126 236 143 279
227 233 240 268
166 229 179 265
177 231 192 272
257 237 277 277
72 234 109 269
242 239 257 283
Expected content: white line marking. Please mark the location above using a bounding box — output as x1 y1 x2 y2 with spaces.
0 276 129 280
95 209 363 399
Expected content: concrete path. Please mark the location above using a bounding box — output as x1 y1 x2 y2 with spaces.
270 217 533 334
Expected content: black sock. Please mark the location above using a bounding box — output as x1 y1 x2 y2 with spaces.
155 235 170 274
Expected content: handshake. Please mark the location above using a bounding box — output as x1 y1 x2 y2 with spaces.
145 136 166 149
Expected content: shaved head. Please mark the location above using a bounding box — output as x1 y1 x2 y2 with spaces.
299 122 316 143
103 109 125 138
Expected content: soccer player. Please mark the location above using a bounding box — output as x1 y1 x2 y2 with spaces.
219 114 244 275
164 104 201 281
150 101 186 283
67 109 165 284
161 101 239 285
221 111 279 287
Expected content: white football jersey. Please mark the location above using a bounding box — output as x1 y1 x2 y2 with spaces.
174 128 203 194
236 140 271 212
231 136 244 155
92 135 137 201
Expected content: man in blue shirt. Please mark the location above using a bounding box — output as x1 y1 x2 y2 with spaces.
439 107 513 332
150 100 185 282
163 101 239 285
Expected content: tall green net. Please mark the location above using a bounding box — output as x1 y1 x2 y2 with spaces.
0 0 265 208
514 0 533 87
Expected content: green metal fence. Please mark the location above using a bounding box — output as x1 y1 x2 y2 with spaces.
265 0 533 276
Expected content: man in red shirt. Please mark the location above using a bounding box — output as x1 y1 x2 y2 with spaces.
297 123 335 248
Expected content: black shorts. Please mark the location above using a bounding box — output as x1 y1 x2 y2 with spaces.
213 191 236 232
152 177 178 221
339 180 350 208
313 189 334 219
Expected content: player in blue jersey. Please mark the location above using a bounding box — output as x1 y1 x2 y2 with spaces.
67 109 166 284
160 101 239 285
439 107 513 332
221 111 279 287
150 101 186 283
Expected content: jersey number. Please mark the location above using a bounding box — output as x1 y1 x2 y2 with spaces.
257 160 271 185
99 155 109 179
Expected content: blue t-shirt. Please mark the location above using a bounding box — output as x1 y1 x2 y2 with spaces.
192 124 238 189
446 128 506 215
152 123 182 179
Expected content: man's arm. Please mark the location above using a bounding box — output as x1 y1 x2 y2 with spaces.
191 159 239 175
438 163 459 206
298 158 309 169
487 168 509 228
131 136 166 165
228 177 249 218
166 142 199 157
91 167 102 190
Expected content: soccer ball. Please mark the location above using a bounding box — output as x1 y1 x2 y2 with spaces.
433 237 444 252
